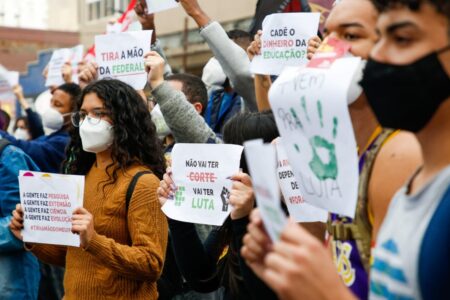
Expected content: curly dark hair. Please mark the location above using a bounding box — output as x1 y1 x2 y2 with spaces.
62 79 166 187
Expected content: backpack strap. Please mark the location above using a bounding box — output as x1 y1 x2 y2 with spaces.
125 171 153 211
0 139 11 155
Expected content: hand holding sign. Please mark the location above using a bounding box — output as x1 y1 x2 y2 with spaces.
161 144 243 226
10 204 25 241
78 61 99 89
250 13 320 75
229 173 255 220
144 51 165 89
71 207 95 249
95 30 152 89
247 30 263 62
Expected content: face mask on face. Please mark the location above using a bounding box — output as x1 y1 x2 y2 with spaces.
347 59 366 105
42 107 70 131
79 117 114 153
14 128 30 140
360 45 450 132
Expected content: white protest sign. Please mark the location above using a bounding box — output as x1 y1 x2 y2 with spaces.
95 30 152 90
0 69 15 101
244 140 288 242
145 0 179 14
5 71 19 87
250 13 320 75
162 144 243 226
19 171 85 247
276 139 328 222
269 57 360 217
46 45 84 87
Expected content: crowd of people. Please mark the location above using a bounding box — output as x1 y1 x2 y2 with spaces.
0 0 449 299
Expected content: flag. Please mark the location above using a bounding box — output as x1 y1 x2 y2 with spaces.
84 0 137 61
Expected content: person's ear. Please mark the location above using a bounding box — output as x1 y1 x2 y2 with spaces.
193 102 203 114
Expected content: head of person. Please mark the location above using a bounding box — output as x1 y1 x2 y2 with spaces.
43 83 81 131
13 117 31 140
166 73 208 116
361 0 450 133
227 29 252 51
63 79 165 182
323 0 380 105
0 109 11 131
222 110 280 173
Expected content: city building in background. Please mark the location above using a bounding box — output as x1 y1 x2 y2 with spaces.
79 0 257 74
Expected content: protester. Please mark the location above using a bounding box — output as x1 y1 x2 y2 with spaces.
13 84 45 139
13 116 31 140
10 79 168 299
158 111 279 300
177 0 258 113
0 83 81 173
0 116 40 300
241 0 449 299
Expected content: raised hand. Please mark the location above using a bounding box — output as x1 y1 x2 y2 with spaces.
144 51 165 89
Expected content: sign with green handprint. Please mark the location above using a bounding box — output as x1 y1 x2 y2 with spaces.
269 57 360 217
161 144 243 226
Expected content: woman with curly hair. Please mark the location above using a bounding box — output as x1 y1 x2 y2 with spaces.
10 79 168 300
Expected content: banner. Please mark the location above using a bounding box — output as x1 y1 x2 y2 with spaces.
250 13 320 75
19 171 85 247
244 140 287 242
276 139 328 222
162 144 243 226
269 57 360 217
145 0 179 14
45 45 84 87
95 30 152 89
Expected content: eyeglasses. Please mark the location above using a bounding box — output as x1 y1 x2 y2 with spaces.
71 111 111 127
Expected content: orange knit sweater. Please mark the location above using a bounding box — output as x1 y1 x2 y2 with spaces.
30 164 168 300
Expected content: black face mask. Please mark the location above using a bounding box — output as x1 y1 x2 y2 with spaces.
360 45 450 133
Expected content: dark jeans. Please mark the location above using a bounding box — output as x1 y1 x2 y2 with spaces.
38 263 65 300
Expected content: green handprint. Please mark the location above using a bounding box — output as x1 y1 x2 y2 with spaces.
292 97 339 181
174 186 186 206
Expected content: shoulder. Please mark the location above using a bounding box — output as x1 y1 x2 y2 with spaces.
372 131 422 182
125 166 160 191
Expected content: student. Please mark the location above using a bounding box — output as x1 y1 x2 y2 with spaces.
13 117 31 140
0 83 81 173
13 84 45 139
0 118 40 300
241 0 450 299
10 79 168 299
158 111 279 300
244 1 422 299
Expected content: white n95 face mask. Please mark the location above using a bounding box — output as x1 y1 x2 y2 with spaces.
14 128 30 140
79 117 114 153
42 107 65 131
347 59 367 105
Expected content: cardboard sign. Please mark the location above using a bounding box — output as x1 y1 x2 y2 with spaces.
275 139 328 222
19 171 85 247
46 45 84 87
250 13 321 75
145 0 179 14
162 144 243 226
95 30 152 90
269 58 360 217
244 140 287 242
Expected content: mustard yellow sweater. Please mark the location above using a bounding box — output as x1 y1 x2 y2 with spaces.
30 164 168 300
